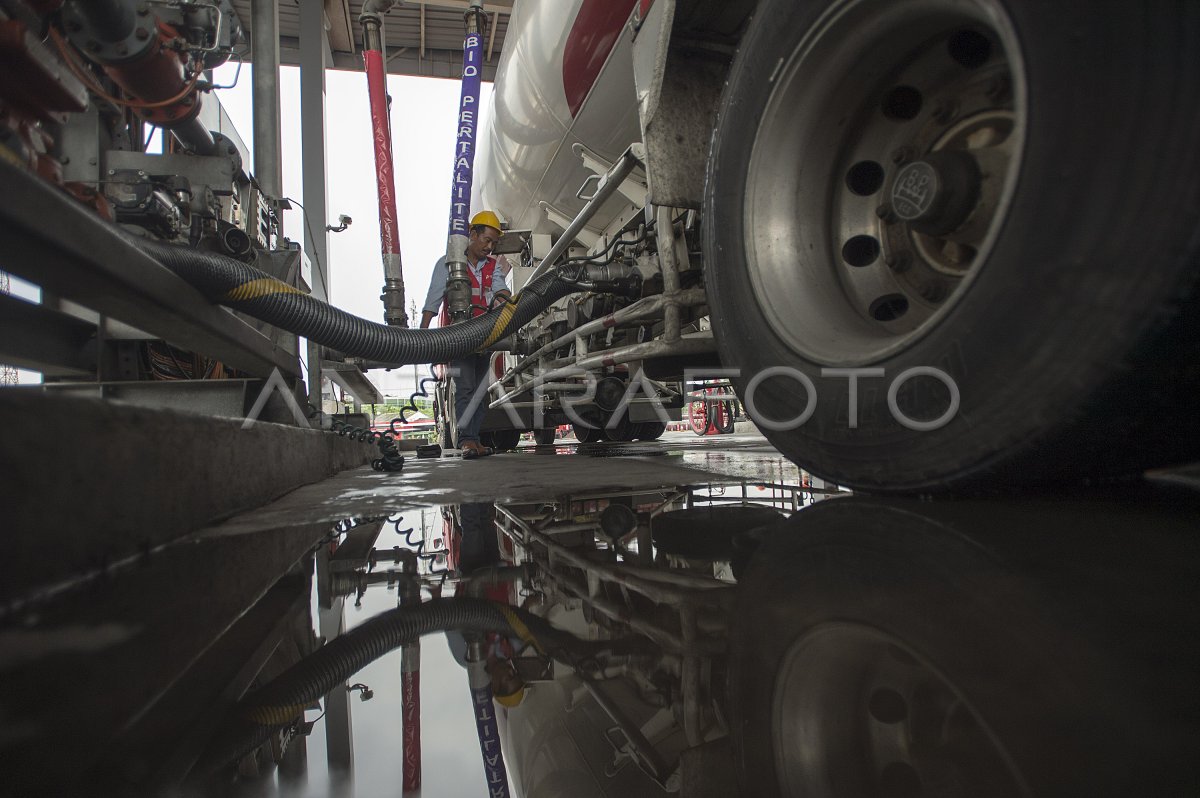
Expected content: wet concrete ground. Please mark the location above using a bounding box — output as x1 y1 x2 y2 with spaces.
7 428 1196 797
1 427 817 796
211 429 808 536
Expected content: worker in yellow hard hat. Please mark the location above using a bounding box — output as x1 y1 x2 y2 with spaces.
420 211 512 458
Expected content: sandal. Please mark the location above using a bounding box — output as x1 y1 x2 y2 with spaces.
462 441 493 459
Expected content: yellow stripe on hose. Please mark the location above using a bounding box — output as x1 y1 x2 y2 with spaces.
224 278 304 302
497 603 544 654
479 295 519 351
243 703 306 725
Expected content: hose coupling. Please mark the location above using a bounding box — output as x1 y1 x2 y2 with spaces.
445 258 472 322
381 278 408 326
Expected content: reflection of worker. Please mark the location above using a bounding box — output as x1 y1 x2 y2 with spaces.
487 657 526 708
445 502 527 707
421 211 512 458
455 501 500 574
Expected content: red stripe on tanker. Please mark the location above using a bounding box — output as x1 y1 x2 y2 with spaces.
561 0 639 117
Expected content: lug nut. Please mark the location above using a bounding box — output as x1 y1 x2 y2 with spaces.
885 251 913 272
985 76 1010 101
919 281 948 302
931 101 957 124
135 27 150 40
890 147 914 165
876 204 897 224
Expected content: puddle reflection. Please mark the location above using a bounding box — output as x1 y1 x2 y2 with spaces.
226 488 1200 798
218 479 827 797
4 479 1198 797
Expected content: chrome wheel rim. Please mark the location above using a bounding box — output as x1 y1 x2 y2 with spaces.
772 623 1029 797
745 0 1026 366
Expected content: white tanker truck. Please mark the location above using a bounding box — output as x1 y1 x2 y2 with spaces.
454 1 1200 796
470 0 1200 494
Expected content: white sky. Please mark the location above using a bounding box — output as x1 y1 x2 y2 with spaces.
216 62 495 400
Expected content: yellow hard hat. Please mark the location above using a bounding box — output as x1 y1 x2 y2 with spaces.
470 210 503 232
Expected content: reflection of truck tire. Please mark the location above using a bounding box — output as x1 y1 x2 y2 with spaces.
729 496 1200 797
635 421 667 441
652 505 783 559
705 0 1200 493
534 428 557 445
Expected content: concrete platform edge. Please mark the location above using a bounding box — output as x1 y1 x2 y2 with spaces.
0 388 374 604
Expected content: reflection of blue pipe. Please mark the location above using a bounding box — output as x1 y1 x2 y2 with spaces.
469 657 510 797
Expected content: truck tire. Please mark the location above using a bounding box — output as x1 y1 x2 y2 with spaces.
605 413 638 442
534 427 557 446
573 413 604 444
489 428 522 451
689 400 710 436
704 0 1200 492
714 401 735 435
434 389 455 450
635 421 667 441
729 495 1200 798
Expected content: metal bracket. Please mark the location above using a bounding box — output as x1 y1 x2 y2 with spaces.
539 202 601 250
573 142 649 206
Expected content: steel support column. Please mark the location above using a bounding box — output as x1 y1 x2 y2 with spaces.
299 0 330 304
300 0 331 404
251 0 283 202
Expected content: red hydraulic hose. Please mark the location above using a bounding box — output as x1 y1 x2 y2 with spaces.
363 39 407 325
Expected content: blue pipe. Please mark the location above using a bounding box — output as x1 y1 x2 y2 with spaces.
443 4 487 322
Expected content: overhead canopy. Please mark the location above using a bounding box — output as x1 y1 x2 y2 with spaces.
231 0 513 80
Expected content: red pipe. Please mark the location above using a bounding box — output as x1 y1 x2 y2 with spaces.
400 572 421 791
401 655 421 791
363 43 406 325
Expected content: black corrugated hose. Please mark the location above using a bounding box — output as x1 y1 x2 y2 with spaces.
189 597 619 783
128 236 578 365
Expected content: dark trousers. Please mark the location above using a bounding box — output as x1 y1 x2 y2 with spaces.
453 352 490 445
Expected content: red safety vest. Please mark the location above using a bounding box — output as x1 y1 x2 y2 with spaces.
438 256 498 325
467 256 497 319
